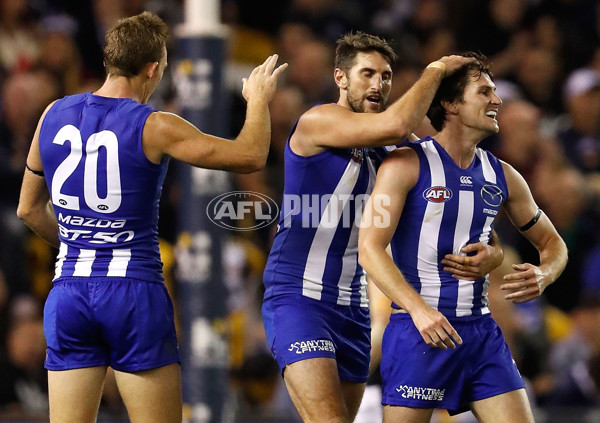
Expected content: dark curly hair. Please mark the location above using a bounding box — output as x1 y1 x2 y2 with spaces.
426 52 493 132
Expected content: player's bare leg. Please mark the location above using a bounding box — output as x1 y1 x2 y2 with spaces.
284 357 360 423
48 366 108 423
470 389 535 423
114 363 182 423
340 379 367 420
383 405 433 423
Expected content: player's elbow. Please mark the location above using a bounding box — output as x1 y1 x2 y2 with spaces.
235 154 267 174
394 120 411 141
358 237 377 271
248 153 268 173
16 202 35 226
554 235 569 269
381 114 411 141
229 135 269 173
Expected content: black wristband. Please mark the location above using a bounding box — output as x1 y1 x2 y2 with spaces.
519 208 542 232
26 163 45 177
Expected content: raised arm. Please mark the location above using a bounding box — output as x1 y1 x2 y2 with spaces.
358 148 462 349
17 103 60 248
295 55 474 152
143 55 287 173
500 162 568 303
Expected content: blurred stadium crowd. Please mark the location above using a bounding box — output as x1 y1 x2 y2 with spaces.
0 0 599 422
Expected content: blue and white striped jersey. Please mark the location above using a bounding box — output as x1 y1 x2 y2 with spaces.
39 93 168 283
263 125 388 307
390 137 508 317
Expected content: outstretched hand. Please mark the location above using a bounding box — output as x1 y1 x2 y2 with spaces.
501 263 548 303
242 54 288 103
441 242 503 280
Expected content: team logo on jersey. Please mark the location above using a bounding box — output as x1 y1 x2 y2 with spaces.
206 191 279 231
423 186 453 203
350 148 364 163
481 184 504 207
459 175 473 186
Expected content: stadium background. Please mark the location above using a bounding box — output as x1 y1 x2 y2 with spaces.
0 0 599 422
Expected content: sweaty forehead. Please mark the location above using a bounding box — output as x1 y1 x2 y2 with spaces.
351 51 392 73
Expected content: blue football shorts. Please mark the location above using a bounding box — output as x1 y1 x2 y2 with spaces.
381 312 524 415
44 276 180 372
262 294 371 383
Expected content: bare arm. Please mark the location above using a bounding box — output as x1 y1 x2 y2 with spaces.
358 148 462 349
499 162 568 303
367 274 391 374
143 55 288 173
294 55 474 153
17 103 60 248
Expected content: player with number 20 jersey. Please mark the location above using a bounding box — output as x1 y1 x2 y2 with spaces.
38 93 178 371
40 94 166 282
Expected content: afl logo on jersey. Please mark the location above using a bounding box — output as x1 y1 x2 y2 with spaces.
350 148 364 163
481 184 504 207
423 186 453 203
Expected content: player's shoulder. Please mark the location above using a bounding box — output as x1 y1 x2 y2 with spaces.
376 145 419 185
290 103 342 153
144 111 179 129
475 145 500 161
383 145 418 164
497 158 519 179
474 147 509 173
142 111 191 151
296 103 345 126
39 97 74 133
49 93 87 111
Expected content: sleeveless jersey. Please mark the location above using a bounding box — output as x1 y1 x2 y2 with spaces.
39 93 168 283
390 137 508 317
263 124 385 307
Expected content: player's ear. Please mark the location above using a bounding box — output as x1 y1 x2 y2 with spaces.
334 68 348 89
441 100 458 115
145 61 159 79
